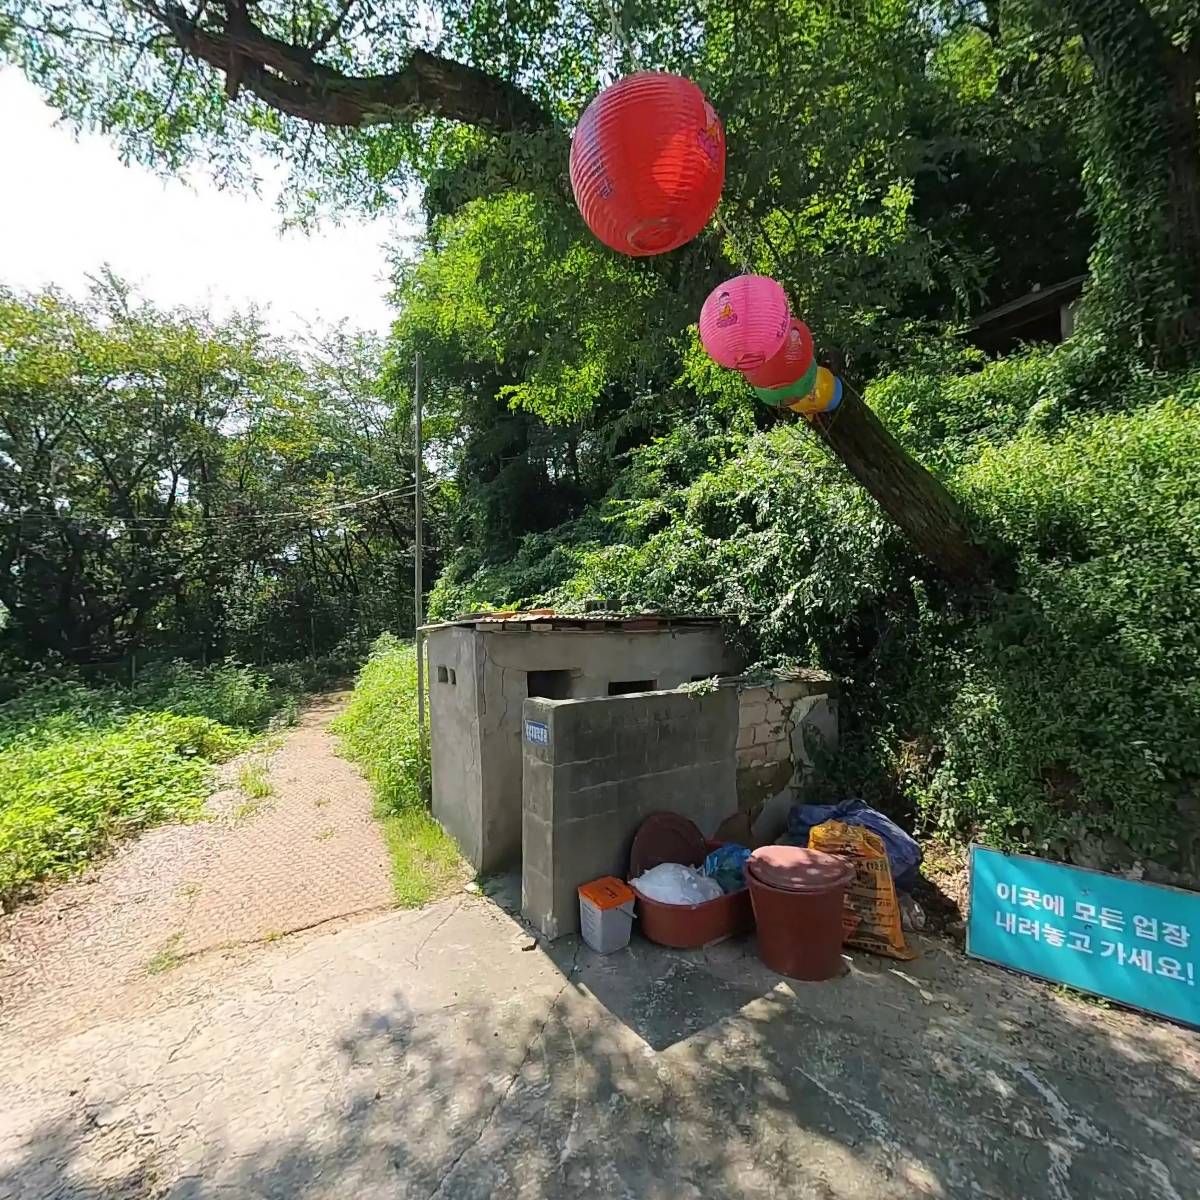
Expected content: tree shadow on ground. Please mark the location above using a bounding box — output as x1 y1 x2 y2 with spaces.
3 897 1198 1200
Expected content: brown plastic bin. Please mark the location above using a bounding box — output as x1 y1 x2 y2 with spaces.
746 846 854 980
627 814 754 949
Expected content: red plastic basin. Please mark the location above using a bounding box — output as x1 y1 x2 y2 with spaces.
630 837 754 949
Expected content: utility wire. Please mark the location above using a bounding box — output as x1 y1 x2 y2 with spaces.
0 486 419 530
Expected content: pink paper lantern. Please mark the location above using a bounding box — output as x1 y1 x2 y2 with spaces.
698 275 790 371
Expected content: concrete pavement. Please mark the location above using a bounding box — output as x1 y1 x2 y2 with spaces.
2 883 1197 1199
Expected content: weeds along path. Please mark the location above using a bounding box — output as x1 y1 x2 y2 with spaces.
0 692 394 1052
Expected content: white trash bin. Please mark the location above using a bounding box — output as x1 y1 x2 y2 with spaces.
577 877 635 954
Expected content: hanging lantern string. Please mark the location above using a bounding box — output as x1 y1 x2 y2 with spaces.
714 209 755 276
715 206 793 285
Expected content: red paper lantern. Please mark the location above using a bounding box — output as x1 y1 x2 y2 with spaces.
744 318 814 389
698 275 790 371
570 72 725 257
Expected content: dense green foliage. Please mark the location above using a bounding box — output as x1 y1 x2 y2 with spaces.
430 345 1200 874
931 398 1200 858
3 0 1199 881
0 277 444 668
8 0 1196 360
331 635 428 811
332 636 465 904
0 663 295 901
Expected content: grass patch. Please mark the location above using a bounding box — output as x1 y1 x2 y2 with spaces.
0 662 300 906
237 759 273 800
146 932 185 975
232 797 268 824
1049 983 1114 1011
377 808 470 907
333 635 467 906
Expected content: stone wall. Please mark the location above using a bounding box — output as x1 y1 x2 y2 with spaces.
521 688 737 939
734 671 839 840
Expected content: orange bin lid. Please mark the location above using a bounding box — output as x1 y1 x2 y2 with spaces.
578 876 635 910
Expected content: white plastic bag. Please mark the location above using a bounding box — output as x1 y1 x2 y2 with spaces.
631 862 723 906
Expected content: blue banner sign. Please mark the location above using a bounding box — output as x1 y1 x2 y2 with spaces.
523 719 549 746
968 845 1199 1028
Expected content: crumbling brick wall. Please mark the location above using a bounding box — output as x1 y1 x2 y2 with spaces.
735 671 838 838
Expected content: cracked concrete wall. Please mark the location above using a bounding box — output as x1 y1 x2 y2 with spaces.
427 625 741 873
522 688 738 939
735 674 839 841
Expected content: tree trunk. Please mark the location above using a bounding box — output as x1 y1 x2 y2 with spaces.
1162 46 1200 355
1062 0 1200 366
808 384 991 585
162 6 551 132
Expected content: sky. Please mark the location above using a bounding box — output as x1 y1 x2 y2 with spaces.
0 68 410 336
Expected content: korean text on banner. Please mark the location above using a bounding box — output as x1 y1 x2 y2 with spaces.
967 846 1199 1028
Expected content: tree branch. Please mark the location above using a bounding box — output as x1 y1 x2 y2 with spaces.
156 2 552 131
310 0 356 55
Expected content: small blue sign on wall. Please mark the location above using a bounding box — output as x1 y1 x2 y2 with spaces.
968 845 1199 1028
523 719 549 747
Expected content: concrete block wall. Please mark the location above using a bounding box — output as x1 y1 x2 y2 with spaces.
428 626 485 869
522 688 738 939
735 671 839 840
427 622 741 873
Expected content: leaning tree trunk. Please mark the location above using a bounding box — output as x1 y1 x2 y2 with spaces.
808 384 991 586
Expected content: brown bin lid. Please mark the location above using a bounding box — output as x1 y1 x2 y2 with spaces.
628 812 708 878
747 846 854 893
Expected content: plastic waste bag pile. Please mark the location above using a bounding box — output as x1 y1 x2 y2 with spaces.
787 798 922 891
808 820 917 960
703 843 752 894
631 862 723 905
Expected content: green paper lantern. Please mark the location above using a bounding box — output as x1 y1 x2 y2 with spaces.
753 359 818 406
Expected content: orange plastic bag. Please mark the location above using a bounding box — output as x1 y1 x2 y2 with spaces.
809 820 917 960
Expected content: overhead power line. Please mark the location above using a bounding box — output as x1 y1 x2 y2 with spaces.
0 486 418 530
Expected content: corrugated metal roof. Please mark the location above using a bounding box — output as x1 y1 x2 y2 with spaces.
971 275 1086 330
420 609 727 634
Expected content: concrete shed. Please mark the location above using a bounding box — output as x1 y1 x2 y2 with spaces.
423 612 743 872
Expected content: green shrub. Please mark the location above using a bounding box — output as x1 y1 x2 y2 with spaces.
912 400 1200 863
332 635 427 811
0 712 249 900
130 659 284 729
0 661 289 902
332 635 466 905
265 647 365 695
866 336 1184 469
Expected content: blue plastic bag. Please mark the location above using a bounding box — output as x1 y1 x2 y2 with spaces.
703 843 752 894
787 799 922 891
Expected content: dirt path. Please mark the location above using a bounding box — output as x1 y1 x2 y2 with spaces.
0 692 394 1048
